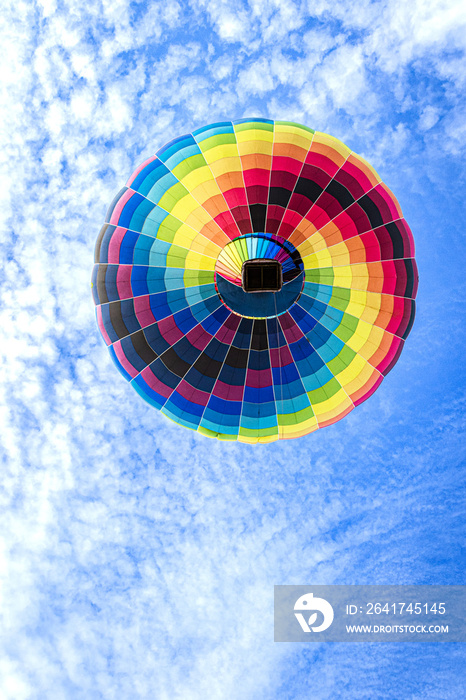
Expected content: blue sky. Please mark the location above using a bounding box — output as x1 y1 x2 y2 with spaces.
1 0 465 697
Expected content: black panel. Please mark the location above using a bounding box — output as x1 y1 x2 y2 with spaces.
95 224 116 263
224 346 249 369
251 320 268 350
402 300 416 340
132 329 158 365
293 176 323 204
160 347 191 378
193 352 224 379
403 259 416 299
143 323 170 356
96 264 109 304
384 221 405 259
108 301 129 340
250 203 267 232
325 179 355 210
268 186 292 208
358 194 384 228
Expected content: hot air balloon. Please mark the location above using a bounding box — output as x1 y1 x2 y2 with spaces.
92 119 418 443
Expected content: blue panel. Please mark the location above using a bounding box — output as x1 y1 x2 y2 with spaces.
120 299 141 335
132 375 167 409
193 122 233 138
152 358 181 390
289 305 318 333
133 234 155 265
203 407 241 427
171 337 203 366
243 385 275 403
100 303 119 343
120 335 147 373
119 230 139 264
162 406 201 429
241 401 277 419
218 364 246 386
105 265 119 302
128 197 156 233
165 391 205 417
206 396 242 415
143 323 170 355
119 192 146 228
247 350 270 371
131 159 164 193
130 266 149 296
99 225 116 263
108 345 132 381
184 367 216 393
216 272 304 319
105 187 127 223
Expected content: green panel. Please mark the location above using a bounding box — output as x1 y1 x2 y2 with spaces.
305 268 335 285
333 313 359 343
172 153 207 179
197 425 238 441
307 376 341 404
166 246 189 267
277 412 300 426
238 238 248 261
155 216 183 244
276 121 315 135
238 425 279 438
158 181 189 210
328 286 351 312
234 121 274 133
198 133 237 152
327 344 357 374
183 270 215 287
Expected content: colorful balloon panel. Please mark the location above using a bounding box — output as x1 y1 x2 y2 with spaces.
92 120 418 443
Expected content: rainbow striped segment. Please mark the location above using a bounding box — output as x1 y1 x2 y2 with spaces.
92 119 418 443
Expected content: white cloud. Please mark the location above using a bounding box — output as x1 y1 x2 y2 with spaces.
0 0 465 696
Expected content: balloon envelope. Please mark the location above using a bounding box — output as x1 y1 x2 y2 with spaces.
92 119 418 443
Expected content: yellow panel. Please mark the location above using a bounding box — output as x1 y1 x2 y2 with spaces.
313 131 352 159
180 164 216 190
357 325 389 361
346 321 382 355
185 251 216 270
307 221 344 251
235 128 274 144
237 140 273 156
302 248 333 269
189 237 221 257
333 353 368 386
219 247 242 271
281 419 319 439
311 388 353 416
345 362 381 398
274 124 315 147
348 152 381 186
345 291 381 325
185 207 216 230
332 266 354 287
209 155 243 177
203 144 239 164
